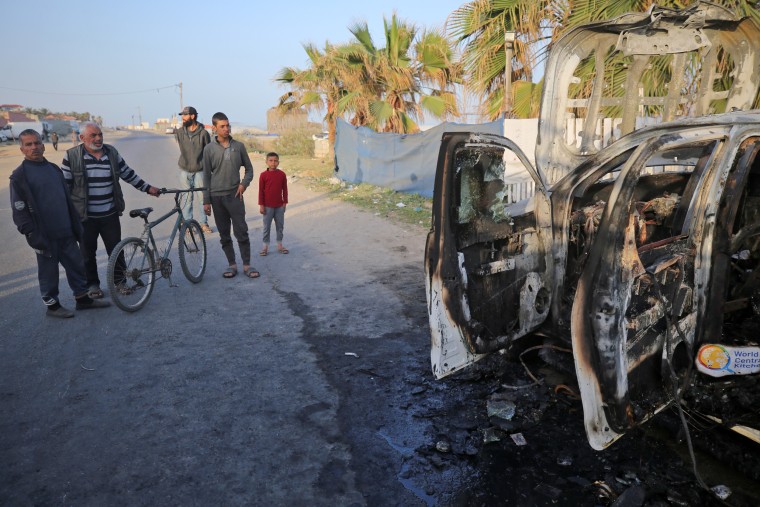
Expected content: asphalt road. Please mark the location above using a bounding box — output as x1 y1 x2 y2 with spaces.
0 131 438 506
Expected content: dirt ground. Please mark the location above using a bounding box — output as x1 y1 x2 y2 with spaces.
0 132 758 506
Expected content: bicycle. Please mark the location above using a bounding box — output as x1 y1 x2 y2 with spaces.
106 188 208 312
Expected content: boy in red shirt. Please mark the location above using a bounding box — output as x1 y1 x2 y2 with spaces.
258 152 289 255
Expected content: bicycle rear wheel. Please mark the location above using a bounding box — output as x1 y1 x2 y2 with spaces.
179 219 207 283
107 237 156 312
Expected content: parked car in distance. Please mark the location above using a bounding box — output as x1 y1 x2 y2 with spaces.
426 2 760 451
0 126 13 141
165 127 175 134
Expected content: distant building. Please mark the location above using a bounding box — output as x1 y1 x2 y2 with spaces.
45 114 79 122
2 111 38 122
0 104 23 112
0 111 40 132
155 115 181 131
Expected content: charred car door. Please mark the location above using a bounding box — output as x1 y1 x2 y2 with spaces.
426 133 551 379
571 126 760 449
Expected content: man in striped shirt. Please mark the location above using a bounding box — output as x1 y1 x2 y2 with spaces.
62 123 160 298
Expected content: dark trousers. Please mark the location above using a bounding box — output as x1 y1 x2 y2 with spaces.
37 236 88 305
210 193 250 265
80 213 123 287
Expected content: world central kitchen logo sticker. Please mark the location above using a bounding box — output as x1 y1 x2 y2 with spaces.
696 344 760 377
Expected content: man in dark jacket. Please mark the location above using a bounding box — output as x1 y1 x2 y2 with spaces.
176 106 212 234
10 129 110 318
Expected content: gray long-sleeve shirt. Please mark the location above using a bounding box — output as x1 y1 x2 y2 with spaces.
175 123 211 173
202 136 254 204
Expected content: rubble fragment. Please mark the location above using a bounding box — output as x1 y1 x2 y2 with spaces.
482 427 502 443
510 433 527 446
611 485 646 507
435 440 451 453
711 484 732 500
486 399 516 420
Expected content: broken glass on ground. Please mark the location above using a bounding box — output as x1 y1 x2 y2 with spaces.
486 399 516 420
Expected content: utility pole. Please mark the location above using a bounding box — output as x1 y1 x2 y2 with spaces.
503 30 516 119
178 82 183 111
137 106 142 128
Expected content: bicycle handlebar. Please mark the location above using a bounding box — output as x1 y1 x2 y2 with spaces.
158 187 207 195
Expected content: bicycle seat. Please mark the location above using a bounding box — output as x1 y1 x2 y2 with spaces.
129 208 154 219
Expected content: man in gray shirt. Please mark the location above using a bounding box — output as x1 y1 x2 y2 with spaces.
202 112 259 279
176 106 212 234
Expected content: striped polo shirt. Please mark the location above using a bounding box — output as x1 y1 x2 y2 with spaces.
62 150 149 218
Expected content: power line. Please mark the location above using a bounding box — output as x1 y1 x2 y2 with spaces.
0 84 179 97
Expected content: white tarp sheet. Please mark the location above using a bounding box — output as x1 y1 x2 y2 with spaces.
334 118 504 198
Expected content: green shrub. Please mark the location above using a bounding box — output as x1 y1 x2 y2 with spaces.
238 137 269 153
274 128 319 157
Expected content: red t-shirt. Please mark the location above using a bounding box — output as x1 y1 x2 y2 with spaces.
258 168 288 207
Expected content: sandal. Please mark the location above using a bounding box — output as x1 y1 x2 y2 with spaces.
259 249 268 256
244 268 260 279
88 286 105 299
277 247 289 254
223 267 237 278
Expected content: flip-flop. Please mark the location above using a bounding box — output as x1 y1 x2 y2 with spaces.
244 268 260 279
259 249 268 256
278 247 289 254
88 287 105 299
223 267 237 278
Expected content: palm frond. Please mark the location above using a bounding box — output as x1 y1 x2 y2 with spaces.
348 21 375 52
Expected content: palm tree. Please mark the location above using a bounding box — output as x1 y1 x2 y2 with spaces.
447 0 548 119
449 0 760 120
338 14 462 133
275 13 462 139
274 42 347 146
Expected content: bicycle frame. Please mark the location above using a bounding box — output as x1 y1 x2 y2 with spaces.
139 196 185 276
107 188 208 312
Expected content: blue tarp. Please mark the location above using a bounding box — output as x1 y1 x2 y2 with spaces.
334 118 504 198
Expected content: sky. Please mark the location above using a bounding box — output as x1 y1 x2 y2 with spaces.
2 0 467 129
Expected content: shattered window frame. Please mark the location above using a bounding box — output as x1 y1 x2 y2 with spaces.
455 146 527 226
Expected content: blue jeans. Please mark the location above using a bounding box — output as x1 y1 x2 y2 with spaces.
179 170 208 225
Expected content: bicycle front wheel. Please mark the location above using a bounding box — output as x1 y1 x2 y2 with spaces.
107 237 156 312
179 220 207 283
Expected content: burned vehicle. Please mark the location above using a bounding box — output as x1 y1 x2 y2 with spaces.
426 2 760 450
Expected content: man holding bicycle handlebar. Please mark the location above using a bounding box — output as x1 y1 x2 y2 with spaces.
62 122 161 299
